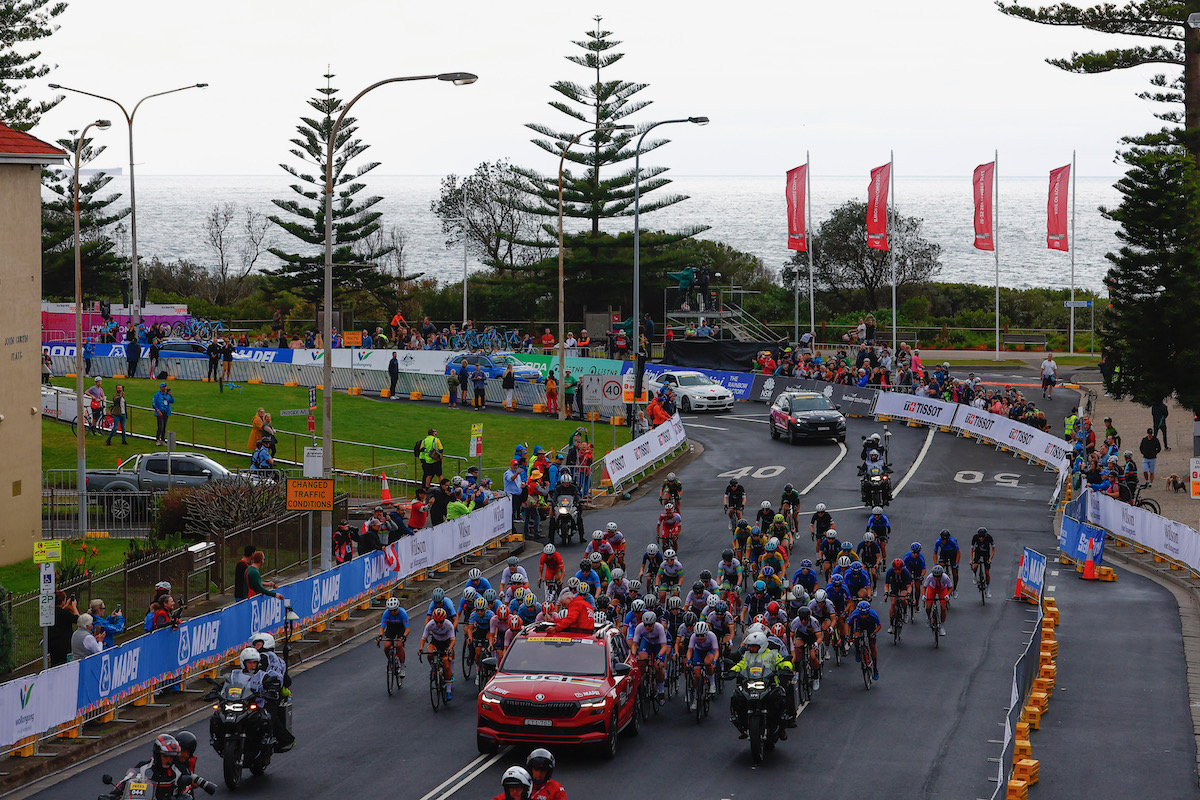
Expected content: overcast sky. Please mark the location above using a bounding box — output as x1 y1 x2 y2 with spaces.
31 0 1162 179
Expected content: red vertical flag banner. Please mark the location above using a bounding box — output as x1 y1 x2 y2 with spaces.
866 163 891 251
973 161 995 251
786 165 807 251
1047 164 1071 251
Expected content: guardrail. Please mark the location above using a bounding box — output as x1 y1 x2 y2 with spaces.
988 601 1047 798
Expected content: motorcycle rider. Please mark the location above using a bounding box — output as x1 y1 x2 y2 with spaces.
547 473 583 542
859 432 884 462
104 734 203 800
249 632 295 752
727 630 792 743
492 767 534 800
212 648 284 755
526 748 567 800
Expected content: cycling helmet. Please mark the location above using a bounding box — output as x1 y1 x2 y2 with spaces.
611 568 625 581
664 549 677 559
239 647 260 670
754 580 766 592
607 521 619 532
771 622 787 637
484 589 498 602
857 600 872 613
468 568 482 581
766 540 778 552
751 526 761 535
773 514 784 523
646 543 659 555
579 559 591 570
628 579 642 594
744 631 768 653
851 561 863 571
558 608 569 619
501 766 533 800
513 573 528 584
642 611 657 626
761 500 771 509
729 478 738 487
826 530 838 539
706 594 720 608
594 611 609 626
737 518 749 527
814 589 827 603
496 604 510 619
595 593 611 609
589 552 602 563
816 503 827 512
508 616 522 632
683 611 698 626
667 472 677 481
977 526 988 535
800 558 814 569
541 601 556 615
463 586 478 600
386 597 401 610
753 614 766 625
910 543 922 553
474 597 489 611
566 576 581 591
644 593 658 606
432 587 445 602
892 559 904 570
667 596 684 610
507 556 520 567
784 483 794 492
699 569 713 582
798 606 812 620
664 502 674 511
1123 450 1133 458
872 506 883 515
939 529 951 538
716 601 729 614
578 581 591 595
761 565 775 578
592 530 604 541
632 599 646 613
153 734 182 763
527 748 555 777
841 541 854 552
432 607 447 622
523 593 537 607
863 532 875 543
251 632 276 651
766 601 780 615
1107 455 1119 464
543 543 556 555
692 581 705 594
837 556 852 569
694 621 710 636
451 475 464 487
831 574 844 585
932 564 945 577
722 548 734 561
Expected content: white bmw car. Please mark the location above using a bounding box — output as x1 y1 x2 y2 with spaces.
646 370 735 412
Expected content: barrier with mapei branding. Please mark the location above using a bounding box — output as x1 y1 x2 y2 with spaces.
0 502 510 749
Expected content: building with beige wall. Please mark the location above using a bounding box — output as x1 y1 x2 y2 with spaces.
0 123 66 566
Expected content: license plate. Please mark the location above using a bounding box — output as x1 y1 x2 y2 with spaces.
524 718 554 727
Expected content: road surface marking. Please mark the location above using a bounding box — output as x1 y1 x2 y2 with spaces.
683 422 729 431
717 414 770 423
891 427 935 499
800 442 847 495
1047 585 1056 593
417 749 509 800
1050 570 1059 577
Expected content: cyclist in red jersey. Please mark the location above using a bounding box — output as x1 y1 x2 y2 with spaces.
538 543 564 589
657 503 681 549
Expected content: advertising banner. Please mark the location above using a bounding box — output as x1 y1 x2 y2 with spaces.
512 353 626 377
786 164 807 251
973 161 995 251
1017 547 1046 602
603 414 688 488
873 391 957 427
750 374 876 417
0 660 79 746
1047 164 1071 251
866 162 891 251
43 343 298 364
1085 490 1200 570
1058 514 1107 566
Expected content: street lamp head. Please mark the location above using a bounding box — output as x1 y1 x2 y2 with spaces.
94 120 112 130
48 83 61 89
688 116 710 125
438 72 479 85
196 83 209 88
1189 12 1200 28
608 124 636 131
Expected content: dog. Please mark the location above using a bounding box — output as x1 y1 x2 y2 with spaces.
1167 473 1186 493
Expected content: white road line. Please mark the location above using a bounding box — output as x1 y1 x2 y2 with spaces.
417 749 509 800
1050 570 1059 577
891 427 935 499
800 442 847 495
683 422 729 431
717 414 770 423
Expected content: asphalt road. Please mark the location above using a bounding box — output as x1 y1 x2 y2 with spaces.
24 375 1151 800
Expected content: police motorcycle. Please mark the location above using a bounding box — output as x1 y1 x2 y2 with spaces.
206 642 293 789
721 631 792 765
99 734 217 800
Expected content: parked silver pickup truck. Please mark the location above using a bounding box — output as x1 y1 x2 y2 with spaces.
85 452 232 492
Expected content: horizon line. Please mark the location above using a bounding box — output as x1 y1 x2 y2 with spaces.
89 173 1127 180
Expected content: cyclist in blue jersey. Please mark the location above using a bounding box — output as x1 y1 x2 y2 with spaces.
866 506 892 563
844 561 872 600
465 568 492 595
457 587 478 639
825 574 852 643
517 594 539 625
904 543 926 585
574 560 601 595
933 529 961 597
846 600 881 680
426 588 457 625
792 559 820 596
857 532 882 590
467 597 494 667
622 598 646 637
742 580 772 624
377 598 410 677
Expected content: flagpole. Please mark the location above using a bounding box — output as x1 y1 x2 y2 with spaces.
1069 150 1076 355
807 151 815 339
994 149 1000 361
890 150 897 354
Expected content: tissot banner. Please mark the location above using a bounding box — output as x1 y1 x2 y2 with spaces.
866 162 891 251
786 164 807 252
1047 164 1070 251
973 161 995 251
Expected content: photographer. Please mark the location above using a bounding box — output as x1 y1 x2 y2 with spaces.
152 595 184 630
48 591 79 666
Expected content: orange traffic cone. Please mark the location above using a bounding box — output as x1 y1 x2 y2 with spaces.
1082 537 1098 580
380 471 391 503
1012 552 1026 599
117 457 122 468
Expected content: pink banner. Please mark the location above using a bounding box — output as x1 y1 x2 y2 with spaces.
1047 164 1070 251
786 164 807 251
866 163 891 251
973 161 994 252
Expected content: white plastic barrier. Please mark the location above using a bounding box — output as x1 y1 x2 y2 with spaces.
602 413 688 488
872 392 958 428
1085 491 1200 569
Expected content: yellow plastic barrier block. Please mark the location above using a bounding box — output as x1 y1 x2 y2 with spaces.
533 404 547 413
1006 779 1029 800
1030 691 1050 713
59 720 82 739
167 376 176 380
1039 663 1057 681
97 704 116 724
410 391 422 400
586 411 602 421
1021 704 1041 730
131 689 154 707
1015 758 1040 785
1042 639 1058 658
1059 554 1075 565
1038 650 1054 667
247 379 263 384
1013 738 1033 759
1099 566 1118 581
357 600 372 611
380 388 391 398
86 530 110 538
12 735 36 758
1033 677 1053 696
486 539 501 549
441 394 450 403
313 619 327 633
1154 554 1166 563
112 374 126 379
1015 721 1030 740
611 416 625 426
316 384 325 390
335 610 349 622
284 381 299 387
435 561 450 573
348 387 362 396
413 571 427 581
1042 597 1056 608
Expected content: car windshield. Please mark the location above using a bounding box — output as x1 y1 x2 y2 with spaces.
500 636 608 677
677 375 713 387
500 355 521 366
790 396 836 413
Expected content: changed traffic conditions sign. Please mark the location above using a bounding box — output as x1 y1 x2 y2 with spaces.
286 478 335 511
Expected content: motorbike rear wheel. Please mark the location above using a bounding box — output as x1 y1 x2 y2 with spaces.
223 741 242 790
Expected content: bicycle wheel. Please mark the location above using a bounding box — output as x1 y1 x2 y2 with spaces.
696 677 706 724
387 654 396 696
1138 498 1162 515
931 608 940 649
430 665 442 711
978 567 987 605
98 414 115 435
461 640 475 681
891 609 902 646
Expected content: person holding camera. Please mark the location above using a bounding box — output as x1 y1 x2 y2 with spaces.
49 591 79 666
153 382 174 445
152 595 183 630
72 613 105 659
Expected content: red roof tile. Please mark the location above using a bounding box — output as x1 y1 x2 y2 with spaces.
0 122 67 159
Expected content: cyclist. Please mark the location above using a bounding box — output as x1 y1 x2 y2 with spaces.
791 558 820 597
724 478 746 528
857 532 882 590
657 549 685 591
789 605 823 691
707 599 736 653
766 514 792 550
844 561 872 600
810 502 834 542
933 529 961 598
924 564 953 635
525 749 567 800
742 579 772 624
785 586 811 620
606 567 633 607
467 597 494 667
732 518 753 562
603 522 626 569
631 610 672 699
883 559 913 634
538 544 564 594
760 565 786 599
747 526 768 572
673 609 699 655
685 581 710 616
904 542 927 588
846 600 881 681
465 567 492 595
419 607 456 701
585 530 615 565
622 598 645 637
483 588 504 614
865 506 891 563
517 594 540 625
759 538 788 577
588 551 612 590
780 483 802 529
500 556 528 590
837 540 856 572
657 503 682 550
818 529 841 581
378 597 410 678
970 526 996 599
489 604 510 656
426 588 457 626
457 587 479 638
535 600 559 624
808 588 837 645
824 574 852 645
719 580 742 620
504 574 531 605
660 471 684 511
639 543 664 585
763 600 788 629
575 559 601 596
717 549 743 590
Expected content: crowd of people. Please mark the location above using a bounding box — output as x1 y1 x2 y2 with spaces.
1068 407 1185 499
502 433 596 541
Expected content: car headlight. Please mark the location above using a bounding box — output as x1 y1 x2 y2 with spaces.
480 690 503 709
580 697 608 709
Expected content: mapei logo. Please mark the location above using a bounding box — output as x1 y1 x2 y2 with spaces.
311 574 341 614
177 620 221 666
98 648 141 697
19 682 33 709
250 596 283 634
365 553 389 589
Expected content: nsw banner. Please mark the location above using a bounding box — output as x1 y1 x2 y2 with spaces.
873 391 957 427
603 414 688 487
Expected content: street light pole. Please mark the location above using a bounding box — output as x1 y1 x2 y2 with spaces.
322 71 476 569
632 116 708 362
74 119 111 537
50 83 208 332
557 125 634 420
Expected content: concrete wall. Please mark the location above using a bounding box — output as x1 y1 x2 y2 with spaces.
0 162 45 565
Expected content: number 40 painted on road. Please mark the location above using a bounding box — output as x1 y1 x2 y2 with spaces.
719 466 785 480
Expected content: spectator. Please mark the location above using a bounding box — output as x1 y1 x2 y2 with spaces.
563 369 577 420
388 352 400 399
248 407 266 452
358 518 383 555
71 614 104 659
447 487 476 520
88 598 124 645
1151 398 1171 451
234 545 257 600
383 502 413 541
409 488 429 529
251 439 275 474
646 395 670 426
148 338 161 378
524 469 545 540
333 521 354 564
541 328 556 355
153 382 174 445
458 360 471 407
84 377 105 434
83 337 95 376
447 365 460 409
472 366 487 410
502 365 516 411
105 384 129 446
641 313 655 344
546 370 559 416
48 591 79 666
42 348 53 385
503 460 523 522
247 552 280 599
152 595 179 630
428 478 453 526
548 452 564 487
125 330 140 378
1140 428 1161 487
632 410 651 439
419 428 444 488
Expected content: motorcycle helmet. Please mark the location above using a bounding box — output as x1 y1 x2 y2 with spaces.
744 631 768 653
238 647 260 671
857 600 872 613
607 521 619 532
815 503 826 512
468 568 482 581
863 532 875 543
932 565 945 577
814 589 828 603
526 748 555 778
910 542 922 554
642 611 657 626
501 766 533 800
664 549 677 560
560 473 572 484
173 730 198 761
386 597 402 611
646 543 660 555
152 733 182 766
543 543 556 555
251 632 276 651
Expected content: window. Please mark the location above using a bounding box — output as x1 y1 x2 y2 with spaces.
145 458 169 474
171 459 207 477
610 634 629 664
790 396 836 413
676 375 713 387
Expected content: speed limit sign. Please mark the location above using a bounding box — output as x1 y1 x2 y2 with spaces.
602 377 622 401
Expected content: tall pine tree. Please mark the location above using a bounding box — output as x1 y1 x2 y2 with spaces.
0 0 66 131
266 73 396 309
41 134 130 300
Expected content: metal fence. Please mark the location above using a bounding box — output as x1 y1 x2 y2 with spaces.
42 471 162 539
988 603 1045 798
215 494 348 593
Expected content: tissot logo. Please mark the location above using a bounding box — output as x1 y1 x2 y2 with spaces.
1008 429 1034 446
964 413 994 431
902 400 943 418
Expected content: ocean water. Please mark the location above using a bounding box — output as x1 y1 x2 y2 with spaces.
84 173 1121 294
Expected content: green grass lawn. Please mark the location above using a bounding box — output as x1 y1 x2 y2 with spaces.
0 538 134 594
47 377 630 477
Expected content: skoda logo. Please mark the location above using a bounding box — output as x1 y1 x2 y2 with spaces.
535 693 545 702
177 626 190 666
99 654 112 696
